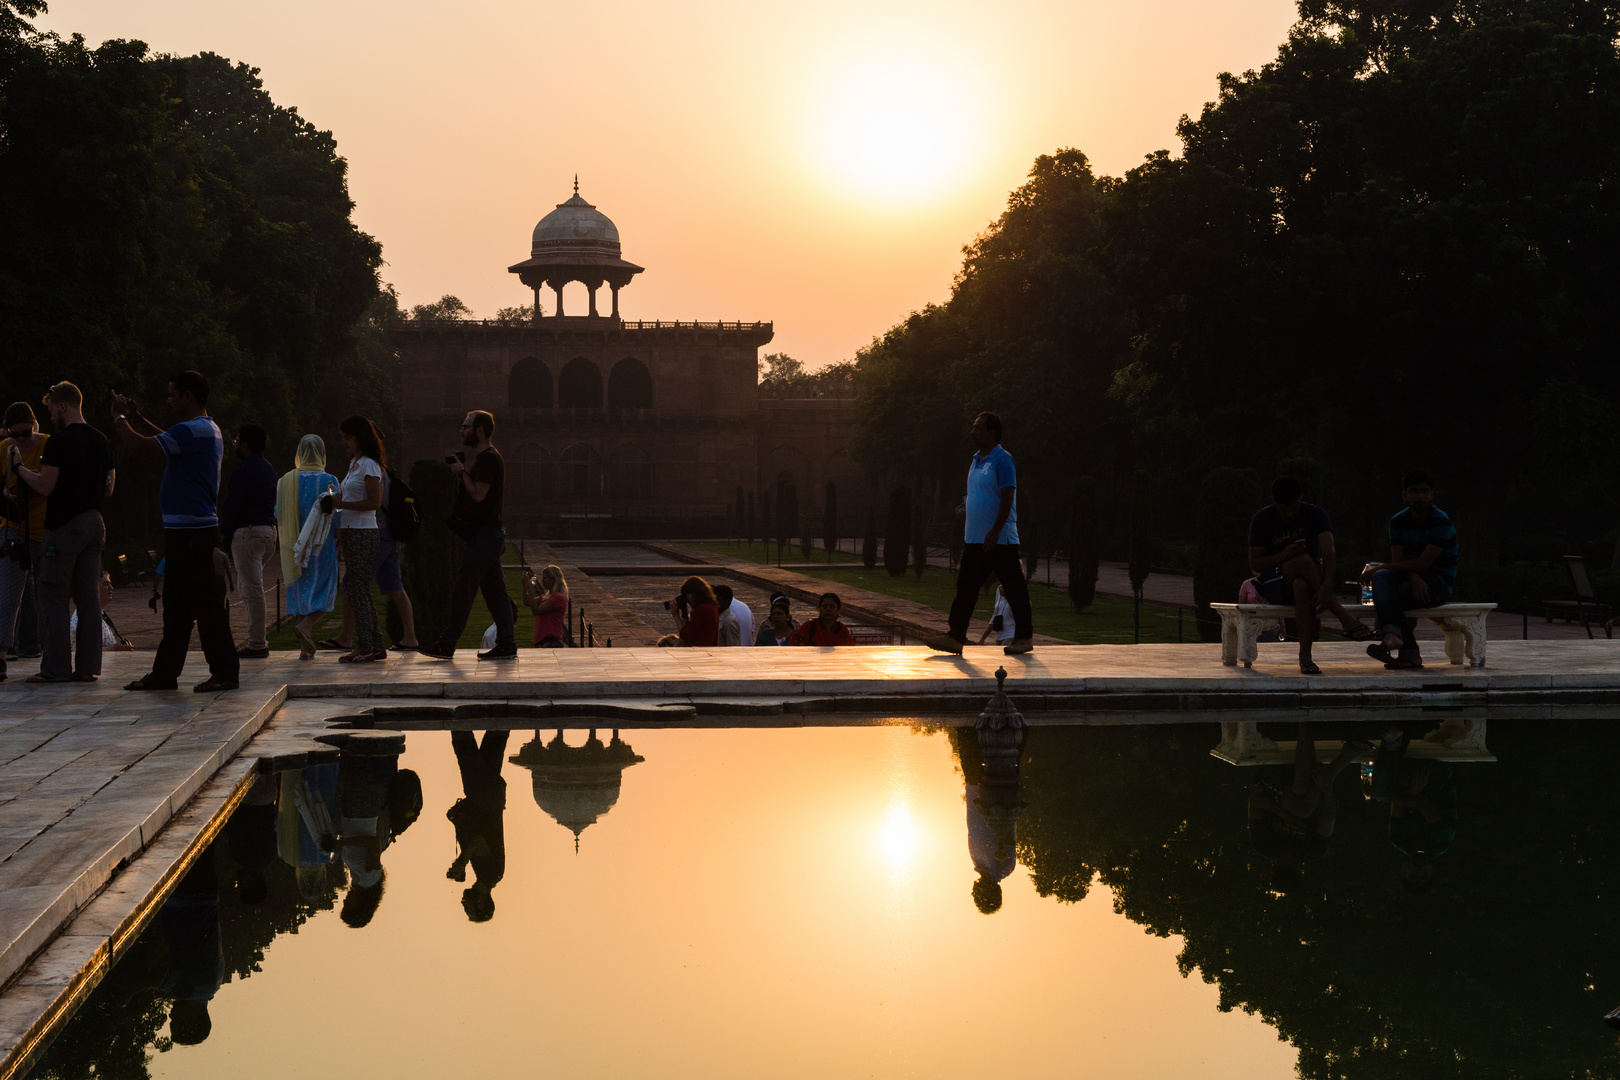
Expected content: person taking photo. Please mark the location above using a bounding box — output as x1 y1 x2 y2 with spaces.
421 411 516 661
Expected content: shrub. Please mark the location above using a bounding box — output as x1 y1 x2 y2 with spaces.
401 459 459 647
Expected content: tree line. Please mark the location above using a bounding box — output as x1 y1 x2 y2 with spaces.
0 3 393 555
848 0 1620 617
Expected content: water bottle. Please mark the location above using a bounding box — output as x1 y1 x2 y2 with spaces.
1360 562 1375 604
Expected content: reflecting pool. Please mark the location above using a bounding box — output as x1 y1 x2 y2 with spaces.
25 719 1620 1079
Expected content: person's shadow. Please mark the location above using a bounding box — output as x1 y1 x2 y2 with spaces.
447 730 509 922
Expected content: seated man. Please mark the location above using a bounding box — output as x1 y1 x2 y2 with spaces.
1247 476 1372 674
1361 470 1457 669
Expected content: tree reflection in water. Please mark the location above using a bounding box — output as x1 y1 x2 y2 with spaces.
26 720 1620 1080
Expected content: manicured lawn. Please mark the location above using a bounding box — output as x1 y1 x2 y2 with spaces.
266 569 529 652
780 565 1195 645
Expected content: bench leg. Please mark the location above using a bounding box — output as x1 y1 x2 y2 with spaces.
1433 614 1488 667
1219 612 1240 665
1214 721 1278 764
1238 615 1261 667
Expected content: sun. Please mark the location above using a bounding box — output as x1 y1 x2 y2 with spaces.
808 39 986 203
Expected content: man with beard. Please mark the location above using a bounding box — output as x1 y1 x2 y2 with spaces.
220 424 278 658
421 410 515 660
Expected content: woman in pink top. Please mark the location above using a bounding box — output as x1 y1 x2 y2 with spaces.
522 564 568 647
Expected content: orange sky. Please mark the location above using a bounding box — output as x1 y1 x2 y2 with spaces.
40 0 1297 368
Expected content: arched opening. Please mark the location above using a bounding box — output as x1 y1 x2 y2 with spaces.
561 443 601 500
559 281 593 318
557 357 603 411
508 357 552 409
509 444 553 510
610 443 653 500
607 358 653 413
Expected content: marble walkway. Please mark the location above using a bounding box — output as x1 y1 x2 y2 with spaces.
3 637 1620 1077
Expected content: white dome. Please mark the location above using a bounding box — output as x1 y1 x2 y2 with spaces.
531 191 621 258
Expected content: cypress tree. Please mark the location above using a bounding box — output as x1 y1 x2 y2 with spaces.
1128 469 1153 643
1068 477 1099 613
863 506 878 569
1194 468 1263 642
778 481 798 566
735 485 745 542
745 490 755 545
823 481 839 559
761 490 772 561
884 486 911 577
912 504 927 579
800 506 813 560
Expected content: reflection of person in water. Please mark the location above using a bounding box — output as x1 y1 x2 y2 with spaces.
1370 724 1458 891
1247 723 1363 893
156 843 226 1046
225 773 279 906
276 762 340 903
448 730 509 922
337 751 395 928
949 725 1024 914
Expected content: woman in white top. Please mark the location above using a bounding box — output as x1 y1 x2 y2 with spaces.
325 415 386 662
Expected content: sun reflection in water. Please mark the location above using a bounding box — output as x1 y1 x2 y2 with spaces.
879 799 918 874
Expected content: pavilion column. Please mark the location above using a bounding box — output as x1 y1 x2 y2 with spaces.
610 284 620 319
552 282 565 317
588 284 599 318
532 286 541 322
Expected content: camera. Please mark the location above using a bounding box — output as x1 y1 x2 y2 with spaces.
664 594 688 613
443 451 467 465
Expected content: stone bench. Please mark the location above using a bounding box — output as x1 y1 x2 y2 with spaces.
1208 601 1496 668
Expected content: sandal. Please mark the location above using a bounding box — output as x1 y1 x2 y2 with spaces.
26 673 72 684
294 626 318 654
316 638 349 651
1341 623 1376 641
124 676 178 691
1366 643 1396 665
1385 656 1424 670
193 679 239 693
1299 660 1322 675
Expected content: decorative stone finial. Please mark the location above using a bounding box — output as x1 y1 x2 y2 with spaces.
977 665 1023 732
573 173 579 196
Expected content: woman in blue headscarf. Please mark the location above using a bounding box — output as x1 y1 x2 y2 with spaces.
277 435 339 659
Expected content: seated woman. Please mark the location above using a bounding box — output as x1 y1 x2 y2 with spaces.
522 564 568 648
790 592 856 646
672 576 719 646
755 600 794 646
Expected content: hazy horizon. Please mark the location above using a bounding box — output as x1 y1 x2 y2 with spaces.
38 0 1296 368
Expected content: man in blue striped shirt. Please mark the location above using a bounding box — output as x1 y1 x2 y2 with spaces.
1361 470 1458 669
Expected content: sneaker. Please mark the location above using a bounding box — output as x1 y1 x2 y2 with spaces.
919 632 964 655
237 647 270 659
419 644 455 661
1003 638 1034 655
477 645 518 661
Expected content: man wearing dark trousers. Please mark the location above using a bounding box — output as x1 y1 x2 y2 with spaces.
421 410 515 661
113 371 239 692
16 382 115 683
923 412 1034 655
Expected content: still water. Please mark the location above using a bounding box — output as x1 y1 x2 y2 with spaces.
26 720 1620 1079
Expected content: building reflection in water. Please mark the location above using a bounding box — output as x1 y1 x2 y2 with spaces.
509 728 644 852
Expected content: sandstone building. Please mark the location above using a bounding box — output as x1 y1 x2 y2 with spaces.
395 184 864 538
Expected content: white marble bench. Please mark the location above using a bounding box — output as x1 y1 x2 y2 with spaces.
1208 601 1496 667
1211 719 1496 765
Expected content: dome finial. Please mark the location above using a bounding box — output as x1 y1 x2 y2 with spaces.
573 173 579 196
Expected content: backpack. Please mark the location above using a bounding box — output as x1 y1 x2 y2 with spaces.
385 467 422 543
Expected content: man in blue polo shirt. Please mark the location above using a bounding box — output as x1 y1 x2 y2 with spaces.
923 412 1033 655
112 371 239 692
1361 469 1458 669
